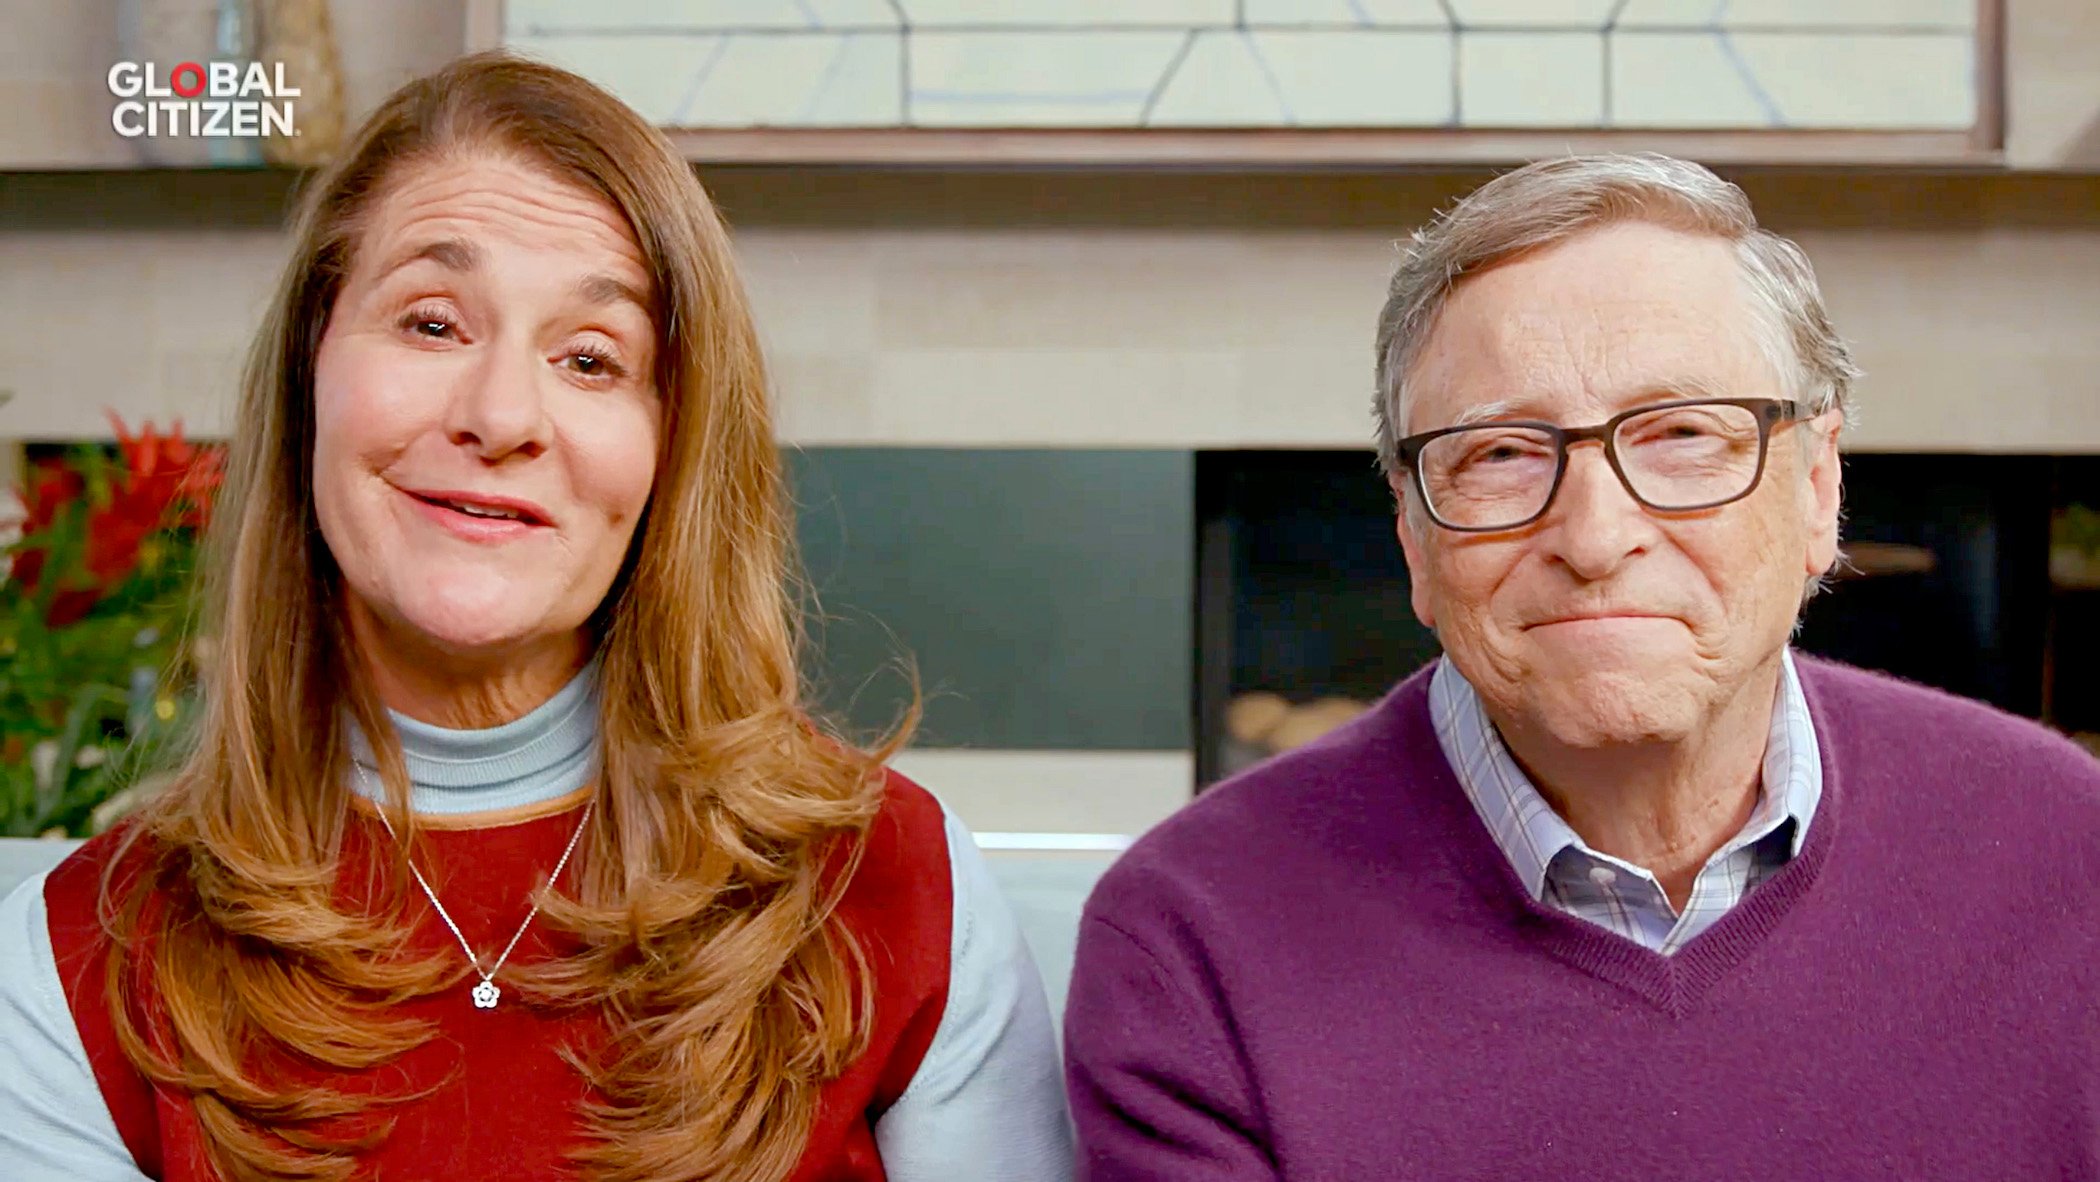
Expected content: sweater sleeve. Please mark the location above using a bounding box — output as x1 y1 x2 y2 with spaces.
1064 905 1278 1182
0 872 152 1182
872 804 1075 1181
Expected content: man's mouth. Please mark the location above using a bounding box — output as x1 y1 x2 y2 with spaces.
1527 612 1673 629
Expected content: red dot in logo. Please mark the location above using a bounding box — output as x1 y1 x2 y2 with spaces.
170 62 206 98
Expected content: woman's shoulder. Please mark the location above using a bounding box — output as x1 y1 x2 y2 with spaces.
835 769 955 927
38 826 163 944
852 769 1076 1176
862 767 951 863
4 827 174 1177
0 848 161 1182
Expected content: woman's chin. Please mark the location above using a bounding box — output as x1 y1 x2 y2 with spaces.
393 598 551 659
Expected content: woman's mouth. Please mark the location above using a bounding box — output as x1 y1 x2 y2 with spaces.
397 485 552 539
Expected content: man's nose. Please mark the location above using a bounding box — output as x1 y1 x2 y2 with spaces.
1540 442 1652 580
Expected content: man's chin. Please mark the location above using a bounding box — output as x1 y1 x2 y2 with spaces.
1527 669 1704 748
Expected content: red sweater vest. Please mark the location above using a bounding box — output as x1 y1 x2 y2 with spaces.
42 771 952 1181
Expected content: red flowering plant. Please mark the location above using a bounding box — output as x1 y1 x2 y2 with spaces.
2 413 224 836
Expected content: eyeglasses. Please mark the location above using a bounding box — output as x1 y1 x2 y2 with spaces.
1392 397 1810 533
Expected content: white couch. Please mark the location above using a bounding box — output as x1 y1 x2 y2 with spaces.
0 837 77 898
0 835 1113 1030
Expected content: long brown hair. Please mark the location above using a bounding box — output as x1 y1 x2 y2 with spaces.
102 50 911 1182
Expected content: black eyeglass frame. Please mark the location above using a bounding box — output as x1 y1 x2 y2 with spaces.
1392 396 1812 533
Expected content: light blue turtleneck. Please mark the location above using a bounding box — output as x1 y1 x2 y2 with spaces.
346 656 600 815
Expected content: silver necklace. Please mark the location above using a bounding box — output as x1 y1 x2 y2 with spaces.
356 765 593 1010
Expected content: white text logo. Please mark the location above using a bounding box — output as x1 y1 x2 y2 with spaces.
108 61 301 139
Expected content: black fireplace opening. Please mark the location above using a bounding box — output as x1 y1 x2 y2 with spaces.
1195 450 2097 788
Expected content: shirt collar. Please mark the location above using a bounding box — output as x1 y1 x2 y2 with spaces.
1429 648 1823 902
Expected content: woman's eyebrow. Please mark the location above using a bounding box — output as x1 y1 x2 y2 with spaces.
374 237 481 284
575 272 651 315
370 236 650 317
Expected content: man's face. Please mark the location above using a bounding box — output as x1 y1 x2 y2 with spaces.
1395 220 1844 748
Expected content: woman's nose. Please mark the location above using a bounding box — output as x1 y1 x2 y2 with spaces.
444 339 552 460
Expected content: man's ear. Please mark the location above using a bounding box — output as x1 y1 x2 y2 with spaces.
1801 408 1845 581
1393 479 1437 631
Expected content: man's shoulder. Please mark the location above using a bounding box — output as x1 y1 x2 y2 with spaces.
1086 682 1436 932
1798 654 2097 778
1797 653 2100 828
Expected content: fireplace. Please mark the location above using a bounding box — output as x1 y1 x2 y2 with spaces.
1195 450 2100 788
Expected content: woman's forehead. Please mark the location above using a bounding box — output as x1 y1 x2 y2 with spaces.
356 154 652 292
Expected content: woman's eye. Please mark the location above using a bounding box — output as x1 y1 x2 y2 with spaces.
401 307 456 340
564 347 624 380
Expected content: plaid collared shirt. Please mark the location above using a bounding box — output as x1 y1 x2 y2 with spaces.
1428 649 1823 955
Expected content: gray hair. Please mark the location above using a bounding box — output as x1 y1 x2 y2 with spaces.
1372 153 1861 480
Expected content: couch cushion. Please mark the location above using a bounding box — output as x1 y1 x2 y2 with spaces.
0 837 81 899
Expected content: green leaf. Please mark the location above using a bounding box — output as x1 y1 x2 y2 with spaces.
1 763 34 838
41 682 126 821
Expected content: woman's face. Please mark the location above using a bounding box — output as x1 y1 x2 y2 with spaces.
312 153 661 676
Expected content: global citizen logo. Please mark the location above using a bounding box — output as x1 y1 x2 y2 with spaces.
107 61 300 139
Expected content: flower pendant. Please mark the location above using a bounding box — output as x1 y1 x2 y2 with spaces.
471 979 501 1009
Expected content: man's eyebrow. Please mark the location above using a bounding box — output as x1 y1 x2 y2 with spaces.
1639 376 1732 402
1433 379 1730 432
1449 400 1518 427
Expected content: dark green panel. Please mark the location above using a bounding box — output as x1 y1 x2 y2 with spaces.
788 449 1192 750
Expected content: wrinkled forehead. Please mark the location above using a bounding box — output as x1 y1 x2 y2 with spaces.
1403 222 1777 434
351 152 655 297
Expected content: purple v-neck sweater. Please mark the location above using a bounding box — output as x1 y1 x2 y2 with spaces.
1066 656 2100 1181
